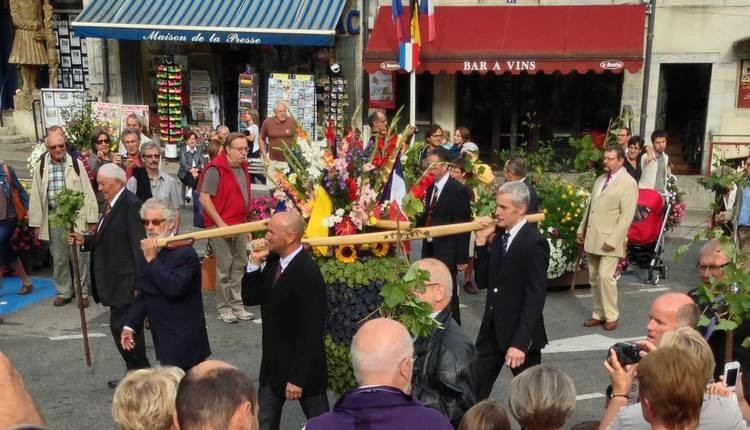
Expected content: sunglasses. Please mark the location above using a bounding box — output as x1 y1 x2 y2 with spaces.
96 138 111 144
143 218 166 226
48 144 65 150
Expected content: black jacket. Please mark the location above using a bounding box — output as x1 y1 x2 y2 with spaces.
523 177 541 215
475 222 549 352
412 308 479 426
125 245 211 369
83 189 146 306
418 176 472 269
241 249 328 397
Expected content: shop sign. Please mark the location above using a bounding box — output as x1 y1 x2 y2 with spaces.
462 60 536 72
336 9 360 35
599 60 624 70
380 61 401 71
143 30 261 45
738 59 750 109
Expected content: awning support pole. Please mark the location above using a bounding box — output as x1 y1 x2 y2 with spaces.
409 70 416 126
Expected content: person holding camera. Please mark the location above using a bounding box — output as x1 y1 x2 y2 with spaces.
601 327 745 430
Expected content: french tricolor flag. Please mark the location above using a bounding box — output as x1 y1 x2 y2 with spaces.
419 0 435 42
399 42 420 72
392 0 404 42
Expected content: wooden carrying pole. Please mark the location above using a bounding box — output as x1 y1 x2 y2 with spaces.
69 227 91 367
159 214 545 248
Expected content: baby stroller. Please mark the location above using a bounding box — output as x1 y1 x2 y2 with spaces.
626 188 674 284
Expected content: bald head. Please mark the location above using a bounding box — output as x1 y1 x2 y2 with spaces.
414 258 453 312
265 210 305 256
698 238 730 283
351 318 414 390
188 359 237 379
646 292 699 345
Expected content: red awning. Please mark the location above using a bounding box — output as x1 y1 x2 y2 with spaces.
364 5 646 75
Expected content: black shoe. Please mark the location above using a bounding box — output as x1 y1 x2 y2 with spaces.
107 379 120 389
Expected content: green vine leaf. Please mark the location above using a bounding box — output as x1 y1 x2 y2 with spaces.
49 190 85 230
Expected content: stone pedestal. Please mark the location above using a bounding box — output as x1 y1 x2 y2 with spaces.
12 108 40 141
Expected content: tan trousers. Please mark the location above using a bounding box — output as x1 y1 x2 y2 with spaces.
210 234 248 315
49 224 90 299
587 253 620 321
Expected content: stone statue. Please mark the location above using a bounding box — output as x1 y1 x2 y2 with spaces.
9 0 48 110
43 0 58 89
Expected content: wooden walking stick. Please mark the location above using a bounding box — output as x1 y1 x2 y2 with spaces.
50 190 91 367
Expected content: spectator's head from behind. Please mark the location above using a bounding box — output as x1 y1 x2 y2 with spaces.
46 125 68 163
223 133 248 167
367 111 388 135
638 347 703 430
265 210 305 255
351 318 415 394
602 145 626 175
141 198 178 239
508 365 576 430
646 292 699 346
659 327 714 385
175 360 258 430
121 128 142 156
457 399 511 430
697 238 730 284
650 130 668 154
217 125 230 143
207 139 223 161
112 366 184 430
413 258 453 313
495 181 530 230
97 163 127 203
503 157 527 182
627 136 644 162
617 127 632 147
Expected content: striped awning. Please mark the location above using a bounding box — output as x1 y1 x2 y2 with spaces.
71 0 346 46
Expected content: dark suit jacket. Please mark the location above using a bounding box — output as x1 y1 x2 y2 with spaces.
125 246 211 369
418 176 472 269
241 249 327 397
523 177 541 214
475 222 550 352
83 189 146 306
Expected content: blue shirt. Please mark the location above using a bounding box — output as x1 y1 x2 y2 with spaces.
739 185 750 227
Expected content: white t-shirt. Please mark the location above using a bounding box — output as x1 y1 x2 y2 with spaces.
248 124 259 154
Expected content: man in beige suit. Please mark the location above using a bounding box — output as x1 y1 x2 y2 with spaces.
577 145 638 330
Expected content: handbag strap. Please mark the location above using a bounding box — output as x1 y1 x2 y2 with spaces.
1 162 14 191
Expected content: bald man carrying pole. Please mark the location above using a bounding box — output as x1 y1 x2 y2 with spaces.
242 211 329 429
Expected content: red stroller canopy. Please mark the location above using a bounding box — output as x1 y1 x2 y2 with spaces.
628 188 665 246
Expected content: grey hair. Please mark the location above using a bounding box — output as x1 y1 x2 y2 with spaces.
273 99 289 112
350 321 413 385
98 162 126 184
508 365 576 430
504 157 527 178
140 141 161 159
140 198 176 222
498 181 530 208
121 127 141 142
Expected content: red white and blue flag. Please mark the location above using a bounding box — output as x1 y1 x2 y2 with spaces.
419 0 435 42
392 0 404 42
399 42 419 72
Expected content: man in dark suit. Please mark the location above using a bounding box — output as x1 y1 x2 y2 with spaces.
503 157 540 214
69 163 149 387
418 147 472 324
474 181 550 399
119 197 210 371
242 210 328 430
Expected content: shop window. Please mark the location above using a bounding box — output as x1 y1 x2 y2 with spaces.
393 72 433 127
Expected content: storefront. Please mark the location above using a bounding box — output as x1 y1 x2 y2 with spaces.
364 4 647 160
71 0 354 143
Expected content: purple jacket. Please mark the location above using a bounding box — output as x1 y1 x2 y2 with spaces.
305 385 453 430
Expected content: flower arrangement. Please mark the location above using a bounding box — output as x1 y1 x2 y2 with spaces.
665 172 686 231
11 221 42 253
27 141 47 177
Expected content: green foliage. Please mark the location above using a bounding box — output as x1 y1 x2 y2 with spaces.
49 190 85 229
401 139 426 186
379 262 442 339
568 134 602 172
536 177 589 264
472 186 497 217
319 257 404 287
576 170 598 193
497 140 559 180
699 165 745 194
61 103 95 151
401 193 425 219
325 336 357 394
604 108 633 147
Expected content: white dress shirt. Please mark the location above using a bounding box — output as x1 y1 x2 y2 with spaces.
504 218 527 251
246 245 304 273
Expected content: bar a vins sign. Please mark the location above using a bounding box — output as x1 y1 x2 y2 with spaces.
461 59 625 72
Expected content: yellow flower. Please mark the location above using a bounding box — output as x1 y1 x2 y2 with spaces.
368 216 378 226
565 212 571 218
543 209 548 214
372 242 390 257
335 245 358 264
561 194 567 200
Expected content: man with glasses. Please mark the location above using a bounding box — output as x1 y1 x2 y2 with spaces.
119 198 210 371
29 126 98 307
199 133 254 324
125 141 182 228
120 128 143 180
68 163 150 387
617 127 632 149
259 99 295 162
305 318 453 430
417 147 472 324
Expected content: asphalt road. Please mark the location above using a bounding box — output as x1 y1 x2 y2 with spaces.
0 208 705 429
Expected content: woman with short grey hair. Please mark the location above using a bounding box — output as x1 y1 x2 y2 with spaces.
508 365 576 430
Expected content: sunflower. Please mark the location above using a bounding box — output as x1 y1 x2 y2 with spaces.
372 242 390 257
335 245 358 264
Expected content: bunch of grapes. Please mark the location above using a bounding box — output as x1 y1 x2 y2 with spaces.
325 280 384 344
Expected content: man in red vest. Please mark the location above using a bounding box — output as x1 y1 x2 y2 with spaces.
199 133 254 324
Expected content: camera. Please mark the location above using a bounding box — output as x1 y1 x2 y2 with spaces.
609 342 642 366
121 154 128 161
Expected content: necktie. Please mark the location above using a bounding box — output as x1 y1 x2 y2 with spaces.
103 202 111 217
498 232 511 260
273 263 282 284
425 187 439 227
601 174 612 192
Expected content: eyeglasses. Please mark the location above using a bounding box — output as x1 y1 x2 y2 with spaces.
143 154 161 159
48 144 65 150
96 138 111 144
696 263 729 272
143 218 166 227
431 134 444 138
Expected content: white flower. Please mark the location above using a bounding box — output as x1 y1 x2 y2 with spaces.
335 208 345 216
288 173 298 184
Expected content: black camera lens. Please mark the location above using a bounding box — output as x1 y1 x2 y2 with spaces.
609 342 642 366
